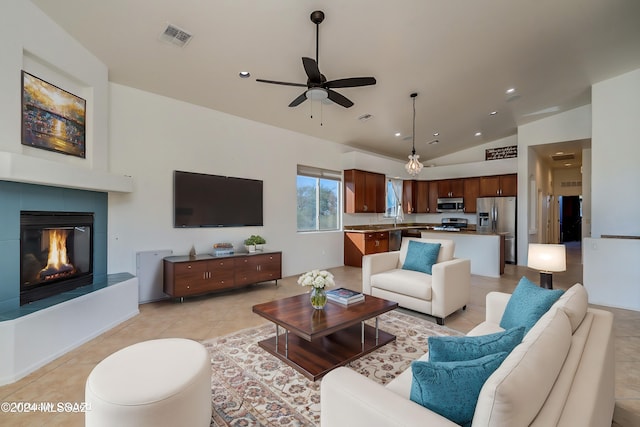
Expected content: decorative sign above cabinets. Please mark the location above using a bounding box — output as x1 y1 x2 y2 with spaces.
485 145 517 161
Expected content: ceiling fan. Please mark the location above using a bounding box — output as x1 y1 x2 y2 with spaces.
256 10 376 108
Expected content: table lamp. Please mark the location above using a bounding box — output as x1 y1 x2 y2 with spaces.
527 243 566 289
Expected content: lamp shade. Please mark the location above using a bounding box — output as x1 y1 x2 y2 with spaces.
527 243 566 272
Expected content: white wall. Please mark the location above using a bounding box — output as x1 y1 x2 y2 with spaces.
583 68 640 310
591 69 640 237
107 84 405 277
0 0 109 173
427 135 518 167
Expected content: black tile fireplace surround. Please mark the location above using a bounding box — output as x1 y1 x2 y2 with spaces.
20 211 94 305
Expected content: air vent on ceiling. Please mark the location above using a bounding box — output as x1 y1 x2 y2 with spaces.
551 153 575 161
159 23 193 47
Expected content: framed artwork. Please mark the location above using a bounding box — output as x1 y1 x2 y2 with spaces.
21 71 86 158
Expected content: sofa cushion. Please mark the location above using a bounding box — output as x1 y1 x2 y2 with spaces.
399 238 455 268
474 308 572 426
410 352 509 427
428 327 524 363
500 276 564 333
370 269 432 300
402 241 441 274
551 283 588 333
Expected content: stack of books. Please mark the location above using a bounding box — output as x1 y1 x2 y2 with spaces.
326 287 365 305
213 242 234 256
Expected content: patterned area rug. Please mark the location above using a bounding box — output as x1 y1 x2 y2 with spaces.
202 310 462 426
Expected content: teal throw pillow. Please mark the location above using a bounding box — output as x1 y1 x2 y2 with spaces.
428 327 524 362
500 276 564 334
402 241 441 275
410 352 508 426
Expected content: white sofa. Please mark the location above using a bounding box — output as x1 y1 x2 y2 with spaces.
321 284 615 427
362 237 470 325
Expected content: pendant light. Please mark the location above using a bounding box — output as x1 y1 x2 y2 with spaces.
405 92 424 176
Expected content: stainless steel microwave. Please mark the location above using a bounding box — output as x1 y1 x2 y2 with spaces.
437 197 464 213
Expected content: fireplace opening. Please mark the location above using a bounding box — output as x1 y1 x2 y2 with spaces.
20 211 94 305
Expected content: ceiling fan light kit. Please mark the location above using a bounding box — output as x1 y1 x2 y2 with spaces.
306 87 328 100
405 93 424 177
256 10 376 109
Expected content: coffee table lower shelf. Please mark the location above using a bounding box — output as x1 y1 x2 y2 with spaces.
258 322 395 381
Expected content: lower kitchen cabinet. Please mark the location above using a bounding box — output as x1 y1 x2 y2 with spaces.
344 232 389 268
164 251 282 299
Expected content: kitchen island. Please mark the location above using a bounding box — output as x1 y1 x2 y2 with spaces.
420 230 504 278
344 223 505 277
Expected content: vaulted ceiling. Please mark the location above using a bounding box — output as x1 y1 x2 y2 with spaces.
31 0 640 162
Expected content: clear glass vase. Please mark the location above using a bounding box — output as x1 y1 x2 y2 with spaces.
310 287 327 309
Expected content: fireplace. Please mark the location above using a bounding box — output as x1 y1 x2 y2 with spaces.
20 211 94 305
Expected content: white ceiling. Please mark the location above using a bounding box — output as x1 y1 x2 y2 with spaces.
31 0 640 163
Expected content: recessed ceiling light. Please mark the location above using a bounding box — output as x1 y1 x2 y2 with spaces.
564 163 572 167
394 132 401 137
239 71 251 78
490 111 498 116
475 131 482 137
506 88 516 94
555 151 564 155
433 132 439 137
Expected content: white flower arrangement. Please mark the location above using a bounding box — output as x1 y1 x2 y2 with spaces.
297 269 335 289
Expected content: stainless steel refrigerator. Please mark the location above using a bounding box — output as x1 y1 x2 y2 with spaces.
476 196 517 264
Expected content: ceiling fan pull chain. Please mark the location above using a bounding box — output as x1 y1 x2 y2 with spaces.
310 96 314 119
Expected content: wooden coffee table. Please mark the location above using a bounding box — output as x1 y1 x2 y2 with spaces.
252 293 398 381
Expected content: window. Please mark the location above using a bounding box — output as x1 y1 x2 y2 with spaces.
385 178 403 218
297 165 341 232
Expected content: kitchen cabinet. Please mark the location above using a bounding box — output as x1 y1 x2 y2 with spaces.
344 169 386 213
479 174 517 197
344 232 389 267
402 180 417 214
164 252 282 299
415 180 439 213
463 177 480 213
437 178 464 198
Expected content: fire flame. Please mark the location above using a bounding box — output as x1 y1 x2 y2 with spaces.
46 229 70 269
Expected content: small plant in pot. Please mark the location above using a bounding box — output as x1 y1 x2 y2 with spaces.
253 235 266 251
244 235 266 253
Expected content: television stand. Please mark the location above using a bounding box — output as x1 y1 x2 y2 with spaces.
163 251 282 299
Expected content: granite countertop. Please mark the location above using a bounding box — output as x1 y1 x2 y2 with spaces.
344 223 489 235
344 223 436 232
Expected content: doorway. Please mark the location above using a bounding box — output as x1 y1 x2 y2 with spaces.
559 195 582 243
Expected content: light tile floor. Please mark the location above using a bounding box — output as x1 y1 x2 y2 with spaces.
0 242 638 426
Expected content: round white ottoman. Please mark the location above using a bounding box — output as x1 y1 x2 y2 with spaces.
85 338 211 427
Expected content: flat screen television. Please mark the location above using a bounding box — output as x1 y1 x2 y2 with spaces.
173 170 263 228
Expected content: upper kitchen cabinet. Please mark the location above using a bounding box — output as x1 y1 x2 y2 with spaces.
479 174 517 197
463 177 480 213
344 169 386 213
402 180 417 214
415 180 439 213
437 178 464 198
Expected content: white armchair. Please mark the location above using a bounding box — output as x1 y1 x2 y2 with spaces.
362 237 470 325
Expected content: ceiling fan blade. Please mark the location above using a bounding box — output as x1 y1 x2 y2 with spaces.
288 92 308 107
325 77 377 88
256 78 307 88
302 57 322 82
327 89 354 108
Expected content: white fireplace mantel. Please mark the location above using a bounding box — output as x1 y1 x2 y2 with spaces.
0 152 133 193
